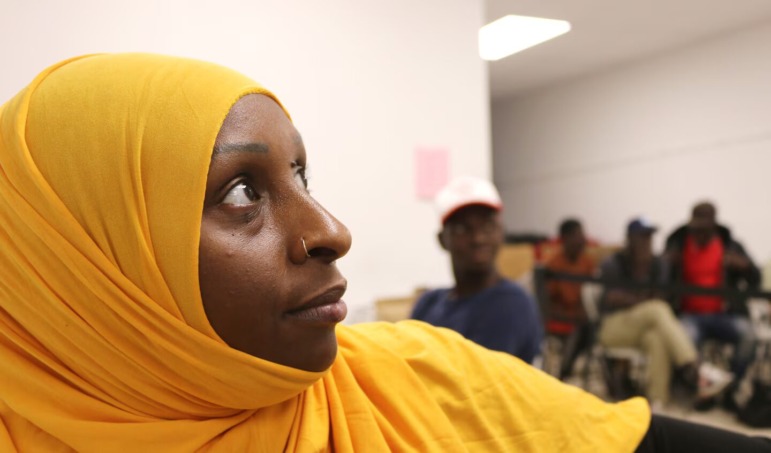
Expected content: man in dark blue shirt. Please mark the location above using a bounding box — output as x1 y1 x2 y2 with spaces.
410 176 542 363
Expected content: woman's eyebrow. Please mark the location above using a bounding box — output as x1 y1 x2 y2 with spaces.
213 142 269 154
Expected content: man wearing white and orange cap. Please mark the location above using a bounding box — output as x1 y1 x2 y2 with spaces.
410 176 542 363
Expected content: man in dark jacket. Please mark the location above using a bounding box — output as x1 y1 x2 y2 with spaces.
664 202 759 385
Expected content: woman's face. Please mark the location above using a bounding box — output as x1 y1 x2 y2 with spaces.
199 94 351 372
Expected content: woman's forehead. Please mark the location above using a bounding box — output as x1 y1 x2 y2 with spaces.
214 95 304 160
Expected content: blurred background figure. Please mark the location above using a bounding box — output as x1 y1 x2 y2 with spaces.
665 201 760 409
411 176 542 363
544 218 596 379
599 218 731 410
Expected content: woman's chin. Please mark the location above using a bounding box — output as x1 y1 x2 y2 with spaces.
266 330 339 372
293 342 339 372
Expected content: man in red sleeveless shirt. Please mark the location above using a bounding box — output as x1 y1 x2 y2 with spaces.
664 202 760 407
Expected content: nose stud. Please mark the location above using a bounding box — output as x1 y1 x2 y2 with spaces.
301 238 311 258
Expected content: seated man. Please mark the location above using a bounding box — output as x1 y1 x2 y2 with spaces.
410 176 542 364
665 201 759 406
598 218 731 409
544 218 596 379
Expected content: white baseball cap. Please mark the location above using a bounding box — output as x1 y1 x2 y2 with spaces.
436 176 503 224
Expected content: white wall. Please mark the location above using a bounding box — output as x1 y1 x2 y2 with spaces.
0 0 491 322
492 20 771 267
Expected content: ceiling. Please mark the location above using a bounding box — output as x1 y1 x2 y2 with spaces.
486 0 771 99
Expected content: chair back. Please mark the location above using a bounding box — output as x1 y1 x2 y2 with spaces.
748 298 771 342
580 282 603 323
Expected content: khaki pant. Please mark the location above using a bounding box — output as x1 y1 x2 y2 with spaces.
599 300 697 403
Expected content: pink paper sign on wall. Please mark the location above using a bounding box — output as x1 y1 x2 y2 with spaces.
414 147 449 200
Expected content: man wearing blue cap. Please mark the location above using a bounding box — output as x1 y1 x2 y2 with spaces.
598 218 732 410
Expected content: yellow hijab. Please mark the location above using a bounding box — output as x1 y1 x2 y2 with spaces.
0 54 649 452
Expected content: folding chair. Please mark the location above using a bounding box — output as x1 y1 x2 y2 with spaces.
748 298 771 363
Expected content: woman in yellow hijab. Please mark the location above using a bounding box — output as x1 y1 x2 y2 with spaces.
0 54 768 452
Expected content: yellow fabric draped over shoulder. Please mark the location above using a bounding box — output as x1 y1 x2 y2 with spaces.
0 54 650 452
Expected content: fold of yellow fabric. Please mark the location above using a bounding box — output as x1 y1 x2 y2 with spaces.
0 53 649 452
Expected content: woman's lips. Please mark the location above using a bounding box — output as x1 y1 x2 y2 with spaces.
286 300 348 324
286 283 348 324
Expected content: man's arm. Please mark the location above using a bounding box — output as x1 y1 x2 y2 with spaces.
470 287 542 364
512 291 543 364
410 291 434 321
725 241 761 288
600 257 641 310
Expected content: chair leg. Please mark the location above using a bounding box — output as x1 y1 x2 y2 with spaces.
542 335 564 378
581 347 595 391
590 349 615 399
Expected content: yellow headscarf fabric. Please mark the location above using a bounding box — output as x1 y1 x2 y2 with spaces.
0 54 649 452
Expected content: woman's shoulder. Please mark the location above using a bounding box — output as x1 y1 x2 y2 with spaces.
339 320 471 361
336 321 651 451
337 320 512 387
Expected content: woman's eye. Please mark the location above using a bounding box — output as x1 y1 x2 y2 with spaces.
222 182 258 205
294 165 309 190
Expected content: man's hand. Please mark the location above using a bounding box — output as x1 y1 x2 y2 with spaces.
604 289 639 309
724 251 751 270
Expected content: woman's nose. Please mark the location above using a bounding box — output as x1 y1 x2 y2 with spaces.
291 197 352 264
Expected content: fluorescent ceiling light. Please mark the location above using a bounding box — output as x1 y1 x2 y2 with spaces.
479 15 571 61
